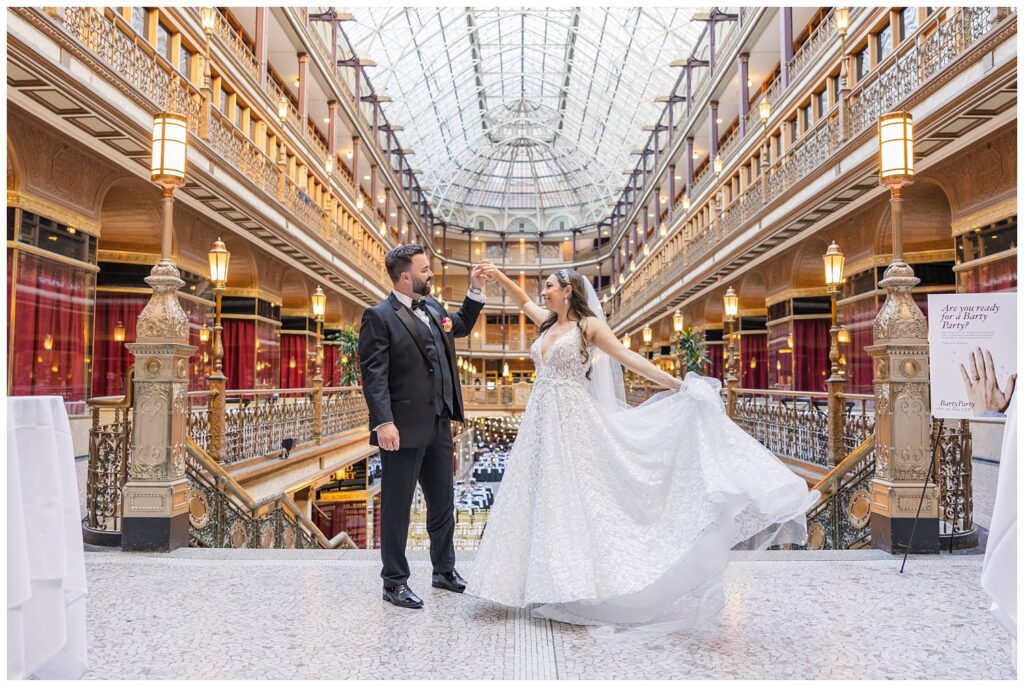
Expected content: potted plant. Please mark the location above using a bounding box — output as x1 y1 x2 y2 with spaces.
676 327 710 374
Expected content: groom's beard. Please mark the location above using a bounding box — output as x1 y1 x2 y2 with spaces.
412 276 431 297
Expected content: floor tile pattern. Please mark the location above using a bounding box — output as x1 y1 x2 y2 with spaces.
80 549 1016 680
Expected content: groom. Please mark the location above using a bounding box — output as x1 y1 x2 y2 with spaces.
359 244 490 609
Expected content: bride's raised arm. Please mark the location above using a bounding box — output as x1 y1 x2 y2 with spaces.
583 317 683 390
482 264 549 327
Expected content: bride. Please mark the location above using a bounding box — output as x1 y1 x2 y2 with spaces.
466 265 817 636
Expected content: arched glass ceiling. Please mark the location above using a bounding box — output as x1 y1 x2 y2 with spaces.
343 7 704 226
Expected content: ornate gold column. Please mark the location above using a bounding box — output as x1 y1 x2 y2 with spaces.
867 112 939 553
122 112 196 552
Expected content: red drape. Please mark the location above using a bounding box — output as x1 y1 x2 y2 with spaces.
280 333 309 388
793 318 830 392
223 319 255 390
705 341 725 380
322 344 339 386
740 333 768 389
91 292 147 397
959 255 1017 293
8 250 92 413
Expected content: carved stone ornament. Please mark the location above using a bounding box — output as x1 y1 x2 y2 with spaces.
188 486 210 529
873 262 928 343
136 260 191 343
847 489 871 529
230 520 248 548
282 526 296 549
145 358 162 375
875 442 892 480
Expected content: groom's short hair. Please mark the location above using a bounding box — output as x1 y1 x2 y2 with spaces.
385 244 425 282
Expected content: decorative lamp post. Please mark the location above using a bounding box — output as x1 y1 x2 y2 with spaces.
723 286 739 416
673 309 685 334
867 111 939 553
207 238 230 377
113 321 126 343
198 322 210 344
824 240 846 380
713 153 724 177
120 112 197 551
311 285 327 382
622 333 632 350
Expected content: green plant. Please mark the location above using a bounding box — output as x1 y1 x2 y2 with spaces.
676 327 710 374
337 324 361 386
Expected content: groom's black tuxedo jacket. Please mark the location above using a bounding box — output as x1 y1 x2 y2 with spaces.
358 292 483 448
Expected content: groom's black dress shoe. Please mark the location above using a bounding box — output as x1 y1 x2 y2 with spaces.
383 583 423 609
432 570 467 593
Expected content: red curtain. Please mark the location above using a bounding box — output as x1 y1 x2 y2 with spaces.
280 333 308 388
740 333 768 389
8 250 92 413
91 292 147 397
223 319 255 390
959 255 1017 293
705 341 725 380
322 344 339 386
793 318 830 392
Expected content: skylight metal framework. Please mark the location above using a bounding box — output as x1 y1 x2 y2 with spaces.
343 7 703 226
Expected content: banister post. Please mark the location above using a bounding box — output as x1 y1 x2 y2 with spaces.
827 377 846 465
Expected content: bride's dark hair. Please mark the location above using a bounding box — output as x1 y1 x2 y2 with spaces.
538 269 599 379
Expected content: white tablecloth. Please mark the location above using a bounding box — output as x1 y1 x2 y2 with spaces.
7 396 88 679
981 393 1017 670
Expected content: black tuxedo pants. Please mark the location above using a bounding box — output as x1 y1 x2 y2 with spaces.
379 409 456 587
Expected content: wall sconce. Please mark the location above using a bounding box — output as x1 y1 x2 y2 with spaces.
113 321 126 343
199 323 210 344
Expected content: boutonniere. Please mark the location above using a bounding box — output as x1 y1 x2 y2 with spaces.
441 316 453 333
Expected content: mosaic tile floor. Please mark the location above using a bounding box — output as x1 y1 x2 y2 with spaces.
80 548 1015 680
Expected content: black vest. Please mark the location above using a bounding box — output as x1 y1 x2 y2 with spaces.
411 311 454 416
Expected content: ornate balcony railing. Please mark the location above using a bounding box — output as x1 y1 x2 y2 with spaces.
321 387 370 438
847 6 992 136
731 389 831 467
209 6 262 83
933 418 975 543
611 6 1010 326
185 439 357 549
221 387 317 464
462 383 528 407
838 392 876 453
284 178 328 235
787 8 839 87
802 437 876 549
62 7 203 133
84 379 135 542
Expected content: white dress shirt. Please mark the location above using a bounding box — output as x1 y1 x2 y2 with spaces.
374 288 486 432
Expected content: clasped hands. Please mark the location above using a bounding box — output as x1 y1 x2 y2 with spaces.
469 259 500 290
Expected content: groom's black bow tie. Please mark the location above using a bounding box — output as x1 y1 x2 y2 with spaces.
411 299 428 312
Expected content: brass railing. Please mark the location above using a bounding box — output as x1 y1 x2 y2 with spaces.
185 439 358 549
802 436 877 549
933 419 975 542
221 387 317 464
731 389 831 466
83 368 135 542
321 387 370 438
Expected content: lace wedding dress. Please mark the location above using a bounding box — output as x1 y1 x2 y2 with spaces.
466 325 818 636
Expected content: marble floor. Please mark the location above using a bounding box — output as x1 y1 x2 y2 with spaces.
80 548 1015 680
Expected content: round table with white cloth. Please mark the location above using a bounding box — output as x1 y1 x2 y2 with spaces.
7 396 88 679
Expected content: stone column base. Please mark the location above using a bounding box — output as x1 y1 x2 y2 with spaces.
870 480 940 553
121 481 190 552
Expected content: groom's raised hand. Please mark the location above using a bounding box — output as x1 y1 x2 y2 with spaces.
470 260 494 290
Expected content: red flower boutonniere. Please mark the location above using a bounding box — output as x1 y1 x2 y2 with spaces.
441 317 453 333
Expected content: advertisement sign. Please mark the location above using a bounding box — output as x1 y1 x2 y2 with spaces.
928 293 1017 420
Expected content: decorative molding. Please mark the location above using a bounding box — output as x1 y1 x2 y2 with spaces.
7 190 102 235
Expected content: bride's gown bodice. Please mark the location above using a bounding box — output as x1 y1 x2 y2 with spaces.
466 324 815 634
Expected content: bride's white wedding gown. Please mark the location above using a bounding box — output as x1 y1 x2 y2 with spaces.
466 325 818 635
